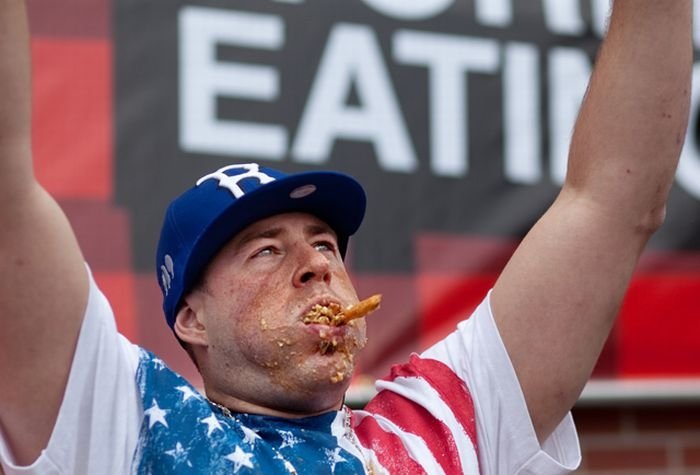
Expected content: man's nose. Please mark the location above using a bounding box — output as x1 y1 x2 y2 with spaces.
292 244 332 287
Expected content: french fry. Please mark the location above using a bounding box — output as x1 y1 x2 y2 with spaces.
333 294 382 325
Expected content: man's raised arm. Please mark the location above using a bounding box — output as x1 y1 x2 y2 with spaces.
0 0 88 465
490 0 693 441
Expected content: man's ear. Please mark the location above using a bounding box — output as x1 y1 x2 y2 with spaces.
174 295 209 347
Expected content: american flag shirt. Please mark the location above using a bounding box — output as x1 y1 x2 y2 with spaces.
133 349 371 474
0 270 580 474
132 349 480 474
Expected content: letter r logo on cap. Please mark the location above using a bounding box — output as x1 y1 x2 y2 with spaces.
196 163 276 198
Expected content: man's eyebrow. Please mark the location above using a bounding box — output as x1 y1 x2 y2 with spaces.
305 223 337 238
235 226 284 248
234 222 337 249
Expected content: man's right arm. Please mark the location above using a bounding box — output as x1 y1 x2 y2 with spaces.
0 0 88 465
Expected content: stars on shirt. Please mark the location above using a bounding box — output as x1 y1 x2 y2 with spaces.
134 349 368 474
151 357 166 371
176 385 201 402
225 446 255 473
325 447 348 471
241 425 261 446
144 398 169 429
273 453 297 473
165 442 193 468
201 413 224 437
278 429 303 449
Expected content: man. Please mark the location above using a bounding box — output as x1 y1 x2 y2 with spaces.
0 0 692 473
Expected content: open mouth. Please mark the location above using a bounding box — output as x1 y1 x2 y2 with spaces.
302 295 381 356
318 337 340 355
303 302 342 326
302 294 382 327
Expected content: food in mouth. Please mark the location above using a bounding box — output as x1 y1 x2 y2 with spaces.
302 302 342 326
303 295 381 356
303 294 382 326
318 338 338 356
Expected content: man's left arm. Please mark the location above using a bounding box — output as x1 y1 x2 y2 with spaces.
490 0 693 442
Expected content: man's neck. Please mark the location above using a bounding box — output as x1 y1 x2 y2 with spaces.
204 388 344 419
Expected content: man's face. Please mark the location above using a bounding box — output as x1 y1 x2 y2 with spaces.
187 212 367 413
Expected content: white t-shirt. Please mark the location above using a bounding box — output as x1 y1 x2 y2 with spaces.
0 270 580 474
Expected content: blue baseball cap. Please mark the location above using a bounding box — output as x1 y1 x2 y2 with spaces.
156 163 366 330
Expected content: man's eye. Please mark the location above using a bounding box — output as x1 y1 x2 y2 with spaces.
254 247 274 257
314 241 335 253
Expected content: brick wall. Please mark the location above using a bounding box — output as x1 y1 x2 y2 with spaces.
573 404 700 474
